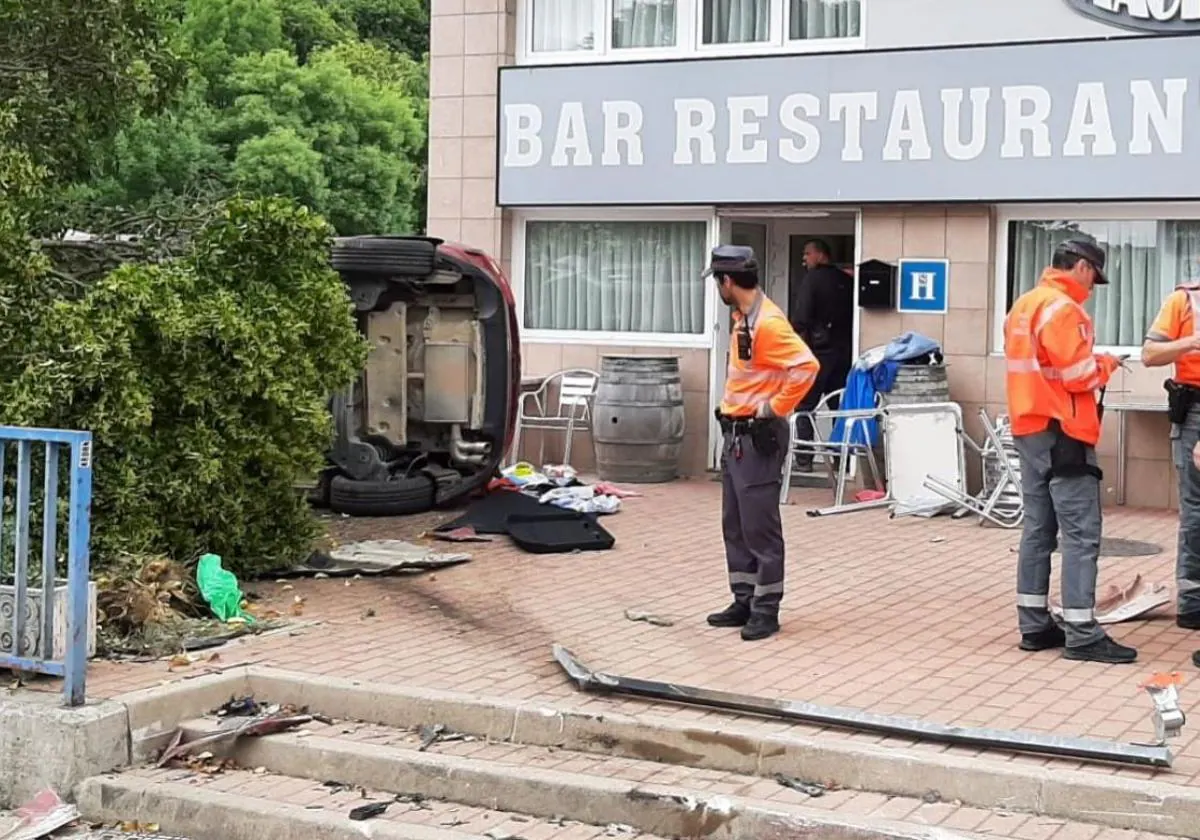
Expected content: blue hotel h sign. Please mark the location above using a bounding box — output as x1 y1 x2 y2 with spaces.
897 259 949 315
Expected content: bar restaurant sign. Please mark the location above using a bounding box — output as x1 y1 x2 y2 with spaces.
1065 0 1200 32
497 36 1200 206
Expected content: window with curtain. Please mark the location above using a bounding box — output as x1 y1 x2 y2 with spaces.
613 0 677 48
523 221 708 334
789 0 860 40
1006 218 1200 347
702 0 771 44
531 0 597 52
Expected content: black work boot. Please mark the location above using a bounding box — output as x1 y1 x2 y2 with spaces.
707 602 750 628
1193 650 1200 669
740 612 780 641
1019 625 1066 652
1177 612 1200 630
1063 636 1138 664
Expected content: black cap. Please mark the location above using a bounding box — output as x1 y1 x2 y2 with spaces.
1055 237 1108 285
702 244 759 279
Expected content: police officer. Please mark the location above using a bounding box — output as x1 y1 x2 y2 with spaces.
1005 238 1133 664
1141 277 1200 631
704 245 820 641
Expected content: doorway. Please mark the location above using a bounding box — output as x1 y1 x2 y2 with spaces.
708 210 861 470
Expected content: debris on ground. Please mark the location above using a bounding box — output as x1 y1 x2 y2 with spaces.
432 526 493 543
417 723 469 751
1049 573 1170 625
774 774 827 797
624 609 674 627
347 802 389 821
196 554 251 623
604 824 637 836
157 711 312 767
394 794 430 810
215 695 262 718
0 789 79 840
282 541 471 578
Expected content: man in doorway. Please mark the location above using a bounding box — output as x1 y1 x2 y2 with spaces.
705 245 819 641
790 238 854 471
1004 237 1133 664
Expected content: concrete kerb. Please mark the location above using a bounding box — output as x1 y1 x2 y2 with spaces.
185 725 983 840
75 774 480 840
0 691 129 808
238 667 1200 837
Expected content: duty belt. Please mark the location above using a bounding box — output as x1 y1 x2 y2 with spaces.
715 411 765 435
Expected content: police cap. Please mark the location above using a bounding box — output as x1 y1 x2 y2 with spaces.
701 244 759 279
1055 238 1108 285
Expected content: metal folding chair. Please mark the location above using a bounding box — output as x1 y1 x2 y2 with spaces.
924 408 1024 528
507 368 599 468
780 388 884 507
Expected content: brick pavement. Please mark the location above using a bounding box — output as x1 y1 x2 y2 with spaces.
20 479 1200 789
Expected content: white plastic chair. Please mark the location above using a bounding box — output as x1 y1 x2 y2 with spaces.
780 388 884 505
508 368 599 468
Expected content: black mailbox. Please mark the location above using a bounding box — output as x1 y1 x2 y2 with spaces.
857 259 897 310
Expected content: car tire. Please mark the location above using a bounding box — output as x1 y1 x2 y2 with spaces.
331 236 438 278
328 474 436 517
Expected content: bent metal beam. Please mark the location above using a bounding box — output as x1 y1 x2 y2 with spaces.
551 644 1174 769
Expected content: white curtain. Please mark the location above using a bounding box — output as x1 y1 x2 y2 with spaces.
703 0 770 44
1008 219 1200 346
524 221 707 333
532 0 596 52
789 0 860 39
613 0 676 48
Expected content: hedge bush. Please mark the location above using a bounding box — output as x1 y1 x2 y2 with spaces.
0 196 367 576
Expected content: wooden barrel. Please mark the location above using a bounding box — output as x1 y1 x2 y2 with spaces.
882 362 951 405
593 355 686 483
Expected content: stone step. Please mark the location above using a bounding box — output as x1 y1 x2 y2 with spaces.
107 714 1185 840
135 666 1200 837
77 769 661 840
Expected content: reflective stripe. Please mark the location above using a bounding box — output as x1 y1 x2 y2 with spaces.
1178 578 1200 593
1061 608 1095 623
754 582 785 596
1016 593 1048 608
1007 357 1060 379
1059 356 1098 383
729 572 757 586
1146 331 1170 342
1032 297 1071 336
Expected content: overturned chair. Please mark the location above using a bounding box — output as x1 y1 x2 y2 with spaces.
924 407 1025 529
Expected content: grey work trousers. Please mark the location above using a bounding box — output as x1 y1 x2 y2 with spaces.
721 419 789 617
1014 429 1105 648
1172 407 1200 618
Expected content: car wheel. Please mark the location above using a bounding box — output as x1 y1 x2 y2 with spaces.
331 236 438 278
328 474 436 517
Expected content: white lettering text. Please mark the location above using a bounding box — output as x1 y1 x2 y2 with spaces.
829 92 878 162
883 90 933 161
1129 78 1187 154
1000 85 1052 159
778 93 821 164
727 95 769 164
941 87 990 161
503 104 543 167
673 98 717 165
601 100 644 166
550 102 593 167
1063 82 1117 157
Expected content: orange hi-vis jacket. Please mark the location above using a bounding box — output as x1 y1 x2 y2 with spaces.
719 294 820 419
1003 269 1120 446
1147 283 1200 387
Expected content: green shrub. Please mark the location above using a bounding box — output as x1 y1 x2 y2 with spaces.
0 196 367 576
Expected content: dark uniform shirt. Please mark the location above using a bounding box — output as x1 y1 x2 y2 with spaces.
791 264 854 358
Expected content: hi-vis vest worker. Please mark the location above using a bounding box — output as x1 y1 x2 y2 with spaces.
1142 279 1200 634
1004 237 1135 665
703 245 819 642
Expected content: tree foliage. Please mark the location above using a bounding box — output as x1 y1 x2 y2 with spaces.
56 0 430 237
0 198 367 574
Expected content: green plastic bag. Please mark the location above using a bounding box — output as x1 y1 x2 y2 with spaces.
196 553 249 622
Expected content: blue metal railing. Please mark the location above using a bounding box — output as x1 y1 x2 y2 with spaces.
0 426 94 706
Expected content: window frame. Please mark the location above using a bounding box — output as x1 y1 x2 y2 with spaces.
991 202 1200 355
517 0 866 66
512 206 720 348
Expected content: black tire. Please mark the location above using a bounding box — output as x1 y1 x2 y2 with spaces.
331 236 439 278
328 474 435 517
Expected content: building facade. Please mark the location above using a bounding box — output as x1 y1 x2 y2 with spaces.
429 0 1200 507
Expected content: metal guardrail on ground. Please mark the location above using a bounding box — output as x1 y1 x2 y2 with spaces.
0 426 94 706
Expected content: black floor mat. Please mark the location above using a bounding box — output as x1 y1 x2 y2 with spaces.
437 489 615 553
507 512 615 554
437 489 551 535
